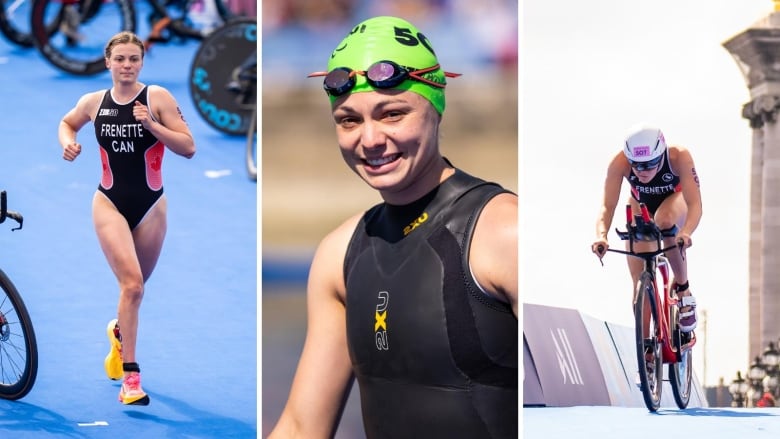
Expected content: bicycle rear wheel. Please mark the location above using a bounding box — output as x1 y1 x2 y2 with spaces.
0 268 37 400
669 348 692 409
189 17 256 135
31 0 136 75
634 272 663 412
668 288 693 408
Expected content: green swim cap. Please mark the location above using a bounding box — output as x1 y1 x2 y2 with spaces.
325 16 450 114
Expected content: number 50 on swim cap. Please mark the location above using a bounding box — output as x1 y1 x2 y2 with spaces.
309 16 461 115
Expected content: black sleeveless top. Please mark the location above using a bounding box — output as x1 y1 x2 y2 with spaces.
344 168 518 439
628 149 681 214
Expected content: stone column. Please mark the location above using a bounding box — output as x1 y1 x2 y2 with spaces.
723 5 780 361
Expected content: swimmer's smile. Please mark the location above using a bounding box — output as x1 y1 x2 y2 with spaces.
363 153 402 169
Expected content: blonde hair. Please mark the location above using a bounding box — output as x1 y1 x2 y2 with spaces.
104 31 145 59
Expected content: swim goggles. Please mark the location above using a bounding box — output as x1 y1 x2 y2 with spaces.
629 155 663 171
307 60 461 97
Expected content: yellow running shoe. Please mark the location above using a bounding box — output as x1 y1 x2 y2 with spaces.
119 371 150 405
104 319 123 381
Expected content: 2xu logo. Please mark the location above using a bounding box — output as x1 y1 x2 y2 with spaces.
403 212 428 236
375 291 389 350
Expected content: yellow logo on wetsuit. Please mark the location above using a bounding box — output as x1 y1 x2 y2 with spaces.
403 212 428 236
375 291 389 350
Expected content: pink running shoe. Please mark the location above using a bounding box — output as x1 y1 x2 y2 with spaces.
119 372 150 405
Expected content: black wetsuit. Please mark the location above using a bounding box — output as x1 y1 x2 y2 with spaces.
344 168 518 439
94 86 165 229
627 149 681 214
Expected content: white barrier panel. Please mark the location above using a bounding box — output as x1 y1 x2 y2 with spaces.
524 302 708 408
523 303 611 406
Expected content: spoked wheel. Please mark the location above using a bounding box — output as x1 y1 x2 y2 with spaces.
31 0 136 75
668 292 693 409
189 17 256 135
0 268 37 400
634 272 663 412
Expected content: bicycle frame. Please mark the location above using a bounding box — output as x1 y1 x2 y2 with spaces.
606 203 696 363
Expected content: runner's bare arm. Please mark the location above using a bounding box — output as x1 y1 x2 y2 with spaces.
59 92 102 161
144 85 195 158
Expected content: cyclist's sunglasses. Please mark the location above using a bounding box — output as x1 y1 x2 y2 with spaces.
307 60 461 97
629 155 663 171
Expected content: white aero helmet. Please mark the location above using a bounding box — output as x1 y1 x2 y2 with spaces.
623 126 667 171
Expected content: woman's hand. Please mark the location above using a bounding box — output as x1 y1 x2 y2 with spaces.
62 141 81 161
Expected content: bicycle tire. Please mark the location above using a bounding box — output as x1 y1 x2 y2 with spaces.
0 268 38 400
0 0 36 47
245 103 257 181
634 271 663 412
31 0 136 76
668 288 693 409
188 17 256 135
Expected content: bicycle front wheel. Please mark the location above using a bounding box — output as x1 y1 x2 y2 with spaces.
634 271 663 412
31 0 136 75
0 268 38 400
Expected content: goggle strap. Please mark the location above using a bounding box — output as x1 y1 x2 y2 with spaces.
308 64 463 92
408 64 461 89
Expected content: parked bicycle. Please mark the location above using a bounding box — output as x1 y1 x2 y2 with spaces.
0 190 38 401
0 0 232 75
598 202 695 412
188 16 256 180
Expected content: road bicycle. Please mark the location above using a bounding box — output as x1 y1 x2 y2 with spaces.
598 202 696 412
188 17 256 180
0 190 38 401
0 0 232 75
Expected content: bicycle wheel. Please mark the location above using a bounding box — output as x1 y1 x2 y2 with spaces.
634 271 663 412
0 268 37 400
245 103 257 181
668 287 693 408
189 17 256 135
0 0 35 47
31 0 136 76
